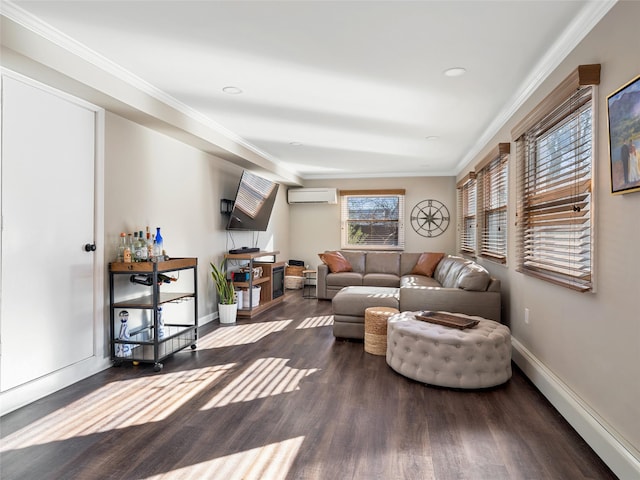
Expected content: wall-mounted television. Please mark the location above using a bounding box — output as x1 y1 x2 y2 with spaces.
226 170 280 231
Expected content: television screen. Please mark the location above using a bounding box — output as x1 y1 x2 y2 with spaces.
226 170 280 231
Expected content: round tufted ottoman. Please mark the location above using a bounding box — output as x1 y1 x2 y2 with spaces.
364 306 399 355
386 311 512 388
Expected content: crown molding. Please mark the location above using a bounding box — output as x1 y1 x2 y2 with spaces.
454 0 618 175
302 169 456 181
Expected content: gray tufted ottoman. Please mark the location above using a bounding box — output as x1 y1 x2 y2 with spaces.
386 311 512 388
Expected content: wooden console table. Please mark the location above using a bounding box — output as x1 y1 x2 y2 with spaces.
224 250 285 317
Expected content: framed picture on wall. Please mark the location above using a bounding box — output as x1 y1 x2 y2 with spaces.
607 74 640 195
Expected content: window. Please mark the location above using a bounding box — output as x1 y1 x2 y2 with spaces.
456 174 477 256
476 143 509 263
512 65 600 292
340 189 405 250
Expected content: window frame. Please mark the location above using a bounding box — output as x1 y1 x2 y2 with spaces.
512 65 600 292
456 173 477 257
340 189 405 251
476 143 510 264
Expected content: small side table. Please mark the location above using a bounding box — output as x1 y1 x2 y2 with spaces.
364 306 399 356
302 269 317 299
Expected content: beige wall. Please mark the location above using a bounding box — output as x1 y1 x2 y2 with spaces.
289 176 456 267
290 3 640 474
455 1 640 470
104 112 291 324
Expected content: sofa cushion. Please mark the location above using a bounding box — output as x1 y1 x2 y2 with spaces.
437 259 469 287
327 272 363 287
457 263 491 291
363 273 401 287
400 253 422 275
332 286 399 317
319 251 352 273
433 255 491 291
341 251 366 273
401 275 441 288
365 252 400 275
433 255 456 284
410 252 445 277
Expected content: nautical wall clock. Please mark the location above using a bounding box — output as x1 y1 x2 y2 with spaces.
410 199 450 237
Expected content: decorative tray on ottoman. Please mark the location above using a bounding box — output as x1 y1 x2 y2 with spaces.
414 311 479 330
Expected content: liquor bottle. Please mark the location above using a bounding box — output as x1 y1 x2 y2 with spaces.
155 227 164 260
157 306 165 339
117 232 127 262
130 274 153 286
153 237 162 260
132 231 140 262
123 233 132 263
116 310 132 357
137 230 148 261
146 227 154 261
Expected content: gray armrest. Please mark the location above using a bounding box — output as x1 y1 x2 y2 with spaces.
399 285 501 322
317 264 329 299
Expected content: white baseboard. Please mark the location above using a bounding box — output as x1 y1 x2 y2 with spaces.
512 338 640 480
200 312 217 326
0 356 111 416
1 314 218 417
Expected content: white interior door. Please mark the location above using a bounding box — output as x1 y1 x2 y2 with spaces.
1 75 97 391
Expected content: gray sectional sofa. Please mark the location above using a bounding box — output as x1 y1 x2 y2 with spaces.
317 251 501 339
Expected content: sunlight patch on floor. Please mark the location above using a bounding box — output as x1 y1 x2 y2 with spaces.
296 315 333 329
0 365 234 451
197 320 293 349
142 436 305 480
200 357 319 410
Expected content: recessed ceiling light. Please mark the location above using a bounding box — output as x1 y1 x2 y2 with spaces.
425 135 439 141
443 67 467 77
222 86 243 94
289 142 303 147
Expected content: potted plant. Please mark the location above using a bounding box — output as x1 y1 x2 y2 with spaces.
210 260 237 324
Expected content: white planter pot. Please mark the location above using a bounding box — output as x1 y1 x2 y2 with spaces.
219 302 238 324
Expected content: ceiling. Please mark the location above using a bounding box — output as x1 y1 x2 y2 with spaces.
6 1 614 180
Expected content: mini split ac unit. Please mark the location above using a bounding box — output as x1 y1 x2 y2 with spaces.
287 188 338 204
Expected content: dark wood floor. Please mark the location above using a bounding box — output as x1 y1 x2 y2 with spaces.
1 292 616 480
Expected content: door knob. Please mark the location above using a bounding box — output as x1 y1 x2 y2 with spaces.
84 243 97 252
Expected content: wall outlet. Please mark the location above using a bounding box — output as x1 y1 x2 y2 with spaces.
524 307 530 324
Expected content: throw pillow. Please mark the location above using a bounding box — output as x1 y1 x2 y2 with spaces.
411 252 445 277
318 251 353 273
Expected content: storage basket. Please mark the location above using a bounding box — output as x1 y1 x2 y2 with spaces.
285 275 304 289
285 265 305 277
242 286 261 308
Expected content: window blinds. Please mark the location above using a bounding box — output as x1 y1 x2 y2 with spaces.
476 144 509 263
456 174 477 256
515 84 595 291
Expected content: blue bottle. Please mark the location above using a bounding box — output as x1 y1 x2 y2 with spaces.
155 227 164 260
